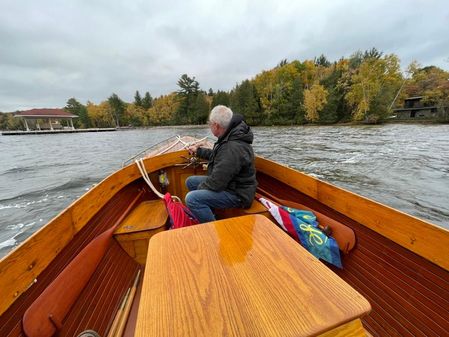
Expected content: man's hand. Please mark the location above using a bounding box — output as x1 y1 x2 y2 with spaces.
187 140 207 155
187 143 201 155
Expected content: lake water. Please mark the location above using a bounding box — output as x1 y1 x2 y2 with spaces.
1 124 448 258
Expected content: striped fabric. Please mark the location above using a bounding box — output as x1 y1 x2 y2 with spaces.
259 197 342 268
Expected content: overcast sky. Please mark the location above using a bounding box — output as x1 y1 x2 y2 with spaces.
1 0 448 112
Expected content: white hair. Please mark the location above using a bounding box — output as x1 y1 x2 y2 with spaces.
209 105 233 129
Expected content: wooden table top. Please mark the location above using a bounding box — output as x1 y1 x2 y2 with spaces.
135 215 371 337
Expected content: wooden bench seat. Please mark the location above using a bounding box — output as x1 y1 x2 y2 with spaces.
114 200 168 264
214 199 269 219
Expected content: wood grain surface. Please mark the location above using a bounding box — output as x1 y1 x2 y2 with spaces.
135 215 370 337
114 200 168 234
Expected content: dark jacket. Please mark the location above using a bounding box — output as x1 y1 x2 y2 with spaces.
196 114 257 208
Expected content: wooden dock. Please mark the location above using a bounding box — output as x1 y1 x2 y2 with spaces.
1 128 117 136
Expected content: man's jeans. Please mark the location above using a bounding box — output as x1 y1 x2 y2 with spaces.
185 176 241 223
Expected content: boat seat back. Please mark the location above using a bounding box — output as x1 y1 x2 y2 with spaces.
22 227 115 337
279 200 356 254
214 199 270 219
308 206 356 254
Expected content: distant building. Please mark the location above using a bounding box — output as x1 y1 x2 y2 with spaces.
393 97 438 120
14 108 78 131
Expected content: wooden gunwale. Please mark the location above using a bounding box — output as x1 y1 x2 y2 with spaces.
255 156 449 272
0 151 186 317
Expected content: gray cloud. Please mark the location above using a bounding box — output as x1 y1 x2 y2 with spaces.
1 0 448 112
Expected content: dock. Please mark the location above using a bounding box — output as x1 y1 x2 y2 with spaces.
1 128 117 136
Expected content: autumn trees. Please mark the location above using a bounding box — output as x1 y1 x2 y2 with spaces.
2 48 441 131
344 52 403 122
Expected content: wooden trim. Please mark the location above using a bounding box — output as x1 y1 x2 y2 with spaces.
318 319 366 337
0 210 74 317
0 151 187 316
255 156 449 272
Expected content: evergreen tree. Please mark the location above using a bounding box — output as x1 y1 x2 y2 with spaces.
315 54 331 67
319 66 345 123
134 90 142 107
64 97 90 128
212 90 231 107
176 74 200 124
277 59 288 67
230 80 260 125
193 92 210 124
141 92 153 109
363 47 383 60
290 77 306 124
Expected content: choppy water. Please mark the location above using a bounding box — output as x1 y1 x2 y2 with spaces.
1 124 448 258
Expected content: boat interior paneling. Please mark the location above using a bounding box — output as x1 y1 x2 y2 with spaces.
256 171 449 337
1 150 448 337
0 181 147 337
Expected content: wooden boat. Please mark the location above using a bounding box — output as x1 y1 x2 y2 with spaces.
1 137 448 337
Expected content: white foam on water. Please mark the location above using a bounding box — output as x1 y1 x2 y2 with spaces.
0 238 16 249
6 223 24 230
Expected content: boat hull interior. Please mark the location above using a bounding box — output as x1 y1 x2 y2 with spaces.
0 150 448 337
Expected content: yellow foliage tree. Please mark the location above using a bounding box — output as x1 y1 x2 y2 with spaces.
345 54 402 121
253 69 276 114
405 62 449 106
147 93 179 125
304 84 328 122
86 101 115 127
125 104 146 126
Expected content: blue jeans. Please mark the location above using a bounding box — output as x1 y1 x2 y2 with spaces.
185 176 241 223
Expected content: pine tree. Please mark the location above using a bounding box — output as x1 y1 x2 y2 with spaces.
193 93 210 124
141 92 153 109
64 98 90 128
230 80 260 125
176 74 200 124
212 90 231 107
134 90 142 107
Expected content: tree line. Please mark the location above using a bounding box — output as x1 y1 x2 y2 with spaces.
1 48 448 130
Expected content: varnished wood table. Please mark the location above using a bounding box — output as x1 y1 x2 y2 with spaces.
135 214 371 337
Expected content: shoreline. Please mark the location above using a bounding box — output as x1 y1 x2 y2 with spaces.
1 128 117 136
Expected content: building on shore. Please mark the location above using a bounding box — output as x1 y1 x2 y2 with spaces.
393 97 438 120
14 108 78 131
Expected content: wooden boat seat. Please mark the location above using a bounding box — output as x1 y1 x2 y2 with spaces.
114 200 168 235
114 200 169 264
214 199 269 219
